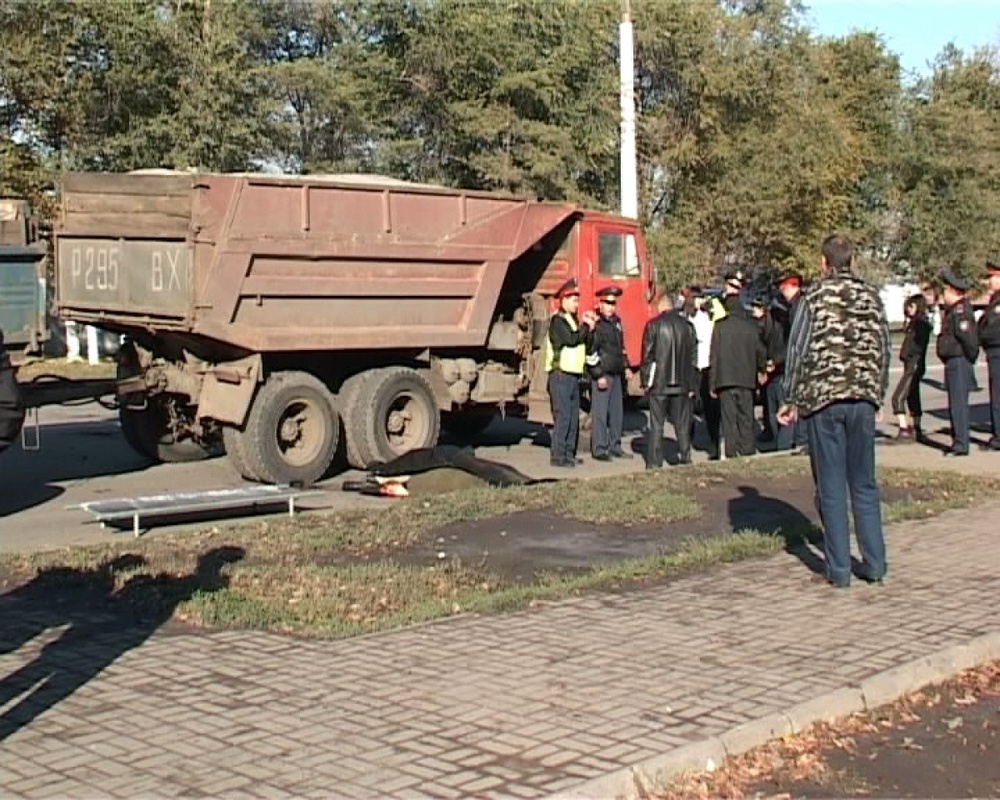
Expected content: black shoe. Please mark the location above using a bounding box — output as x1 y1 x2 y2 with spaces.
943 447 969 457
592 452 611 462
610 449 632 459
550 458 575 468
986 438 1000 451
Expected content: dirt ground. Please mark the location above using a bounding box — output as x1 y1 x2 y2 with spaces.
400 473 926 583
663 661 1000 799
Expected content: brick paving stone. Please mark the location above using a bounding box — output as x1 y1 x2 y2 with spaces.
2 504 999 798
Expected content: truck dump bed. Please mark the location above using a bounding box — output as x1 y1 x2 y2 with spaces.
56 172 578 353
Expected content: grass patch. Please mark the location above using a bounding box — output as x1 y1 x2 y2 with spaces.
2 459 997 640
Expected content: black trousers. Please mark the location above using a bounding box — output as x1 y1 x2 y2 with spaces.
987 350 1000 445
719 387 755 457
890 361 924 418
591 374 624 456
944 357 970 453
698 368 720 449
548 370 580 463
646 392 692 468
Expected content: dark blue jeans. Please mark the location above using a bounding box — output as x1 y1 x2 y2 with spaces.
806 400 887 585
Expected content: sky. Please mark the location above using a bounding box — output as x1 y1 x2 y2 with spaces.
804 0 1000 78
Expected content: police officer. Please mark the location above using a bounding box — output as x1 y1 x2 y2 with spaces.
936 268 980 456
587 286 631 461
545 278 595 467
979 257 1000 450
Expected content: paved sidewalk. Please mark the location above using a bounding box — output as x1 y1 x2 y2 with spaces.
2 504 999 799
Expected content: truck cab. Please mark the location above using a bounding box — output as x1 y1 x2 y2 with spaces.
0 199 49 361
545 211 656 367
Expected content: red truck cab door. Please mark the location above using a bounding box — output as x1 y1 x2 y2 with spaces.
577 218 656 368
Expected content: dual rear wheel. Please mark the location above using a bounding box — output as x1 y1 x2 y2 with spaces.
225 367 441 484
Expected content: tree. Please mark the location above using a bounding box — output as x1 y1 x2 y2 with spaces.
894 46 1000 281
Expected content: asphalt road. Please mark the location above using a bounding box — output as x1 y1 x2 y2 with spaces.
0 361 994 554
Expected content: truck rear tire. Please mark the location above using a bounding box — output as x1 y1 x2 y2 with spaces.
223 425 260 482
239 371 340 486
342 367 440 469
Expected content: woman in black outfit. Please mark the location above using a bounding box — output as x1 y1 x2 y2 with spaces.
891 294 932 440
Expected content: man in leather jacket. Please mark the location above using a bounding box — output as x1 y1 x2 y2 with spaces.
640 292 698 468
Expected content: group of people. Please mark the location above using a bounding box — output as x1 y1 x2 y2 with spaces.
890 262 1000 456
544 233 1000 589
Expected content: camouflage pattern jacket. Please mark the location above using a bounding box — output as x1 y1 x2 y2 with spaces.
782 272 890 418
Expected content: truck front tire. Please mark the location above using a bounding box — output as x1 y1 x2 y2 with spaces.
237 371 340 486
342 367 441 469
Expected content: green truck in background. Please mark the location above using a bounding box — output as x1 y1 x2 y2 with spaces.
0 198 49 361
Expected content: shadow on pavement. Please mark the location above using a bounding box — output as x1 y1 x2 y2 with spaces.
0 546 244 742
1 419 153 517
728 485 826 577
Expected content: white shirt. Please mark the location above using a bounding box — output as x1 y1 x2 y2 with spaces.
691 310 714 370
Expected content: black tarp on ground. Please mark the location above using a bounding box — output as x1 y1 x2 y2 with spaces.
342 445 553 496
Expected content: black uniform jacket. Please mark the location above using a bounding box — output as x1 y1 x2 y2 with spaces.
900 314 932 369
760 311 787 372
588 314 627 379
640 310 697 395
937 301 979 363
711 300 767 392
979 292 1000 352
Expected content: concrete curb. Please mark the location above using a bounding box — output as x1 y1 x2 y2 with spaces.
548 631 1000 800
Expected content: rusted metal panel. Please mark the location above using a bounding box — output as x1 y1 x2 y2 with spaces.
56 238 191 318
54 171 583 351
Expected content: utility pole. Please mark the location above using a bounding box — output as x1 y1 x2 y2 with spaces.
619 0 638 220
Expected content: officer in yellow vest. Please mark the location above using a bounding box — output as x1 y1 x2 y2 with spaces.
545 278 596 467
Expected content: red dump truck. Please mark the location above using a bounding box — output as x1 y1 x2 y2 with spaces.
54 171 658 484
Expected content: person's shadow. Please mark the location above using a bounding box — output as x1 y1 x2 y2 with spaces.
727 486 826 576
0 545 244 741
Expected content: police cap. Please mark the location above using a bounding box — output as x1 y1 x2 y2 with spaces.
940 267 971 292
555 278 580 299
595 285 623 301
723 269 745 291
775 272 803 290
985 257 1000 275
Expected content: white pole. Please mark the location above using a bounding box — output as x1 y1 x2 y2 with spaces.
620 0 638 220
65 321 81 362
86 325 100 366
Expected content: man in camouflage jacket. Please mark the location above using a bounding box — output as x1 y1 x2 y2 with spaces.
778 234 891 589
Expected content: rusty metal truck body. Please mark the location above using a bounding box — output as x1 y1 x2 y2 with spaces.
55 171 657 484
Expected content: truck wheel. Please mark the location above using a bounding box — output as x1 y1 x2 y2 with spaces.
119 399 220 463
116 346 220 463
223 426 260 482
343 367 440 469
441 410 494 442
240 371 339 486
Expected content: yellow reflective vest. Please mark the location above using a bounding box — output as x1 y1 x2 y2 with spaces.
545 312 587 374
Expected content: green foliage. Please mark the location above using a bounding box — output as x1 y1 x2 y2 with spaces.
2 0 998 286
